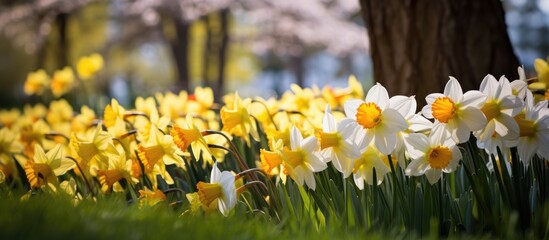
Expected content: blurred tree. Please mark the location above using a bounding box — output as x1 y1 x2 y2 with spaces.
359 0 519 104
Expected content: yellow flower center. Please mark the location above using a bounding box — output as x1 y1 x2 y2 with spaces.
515 116 536 137
284 149 305 169
481 100 500 122
356 102 382 129
196 181 223 207
352 158 368 174
97 169 123 190
260 149 283 175
427 146 452 169
170 125 200 151
137 144 165 173
24 162 53 188
545 89 549 101
315 130 341 150
432 97 457 123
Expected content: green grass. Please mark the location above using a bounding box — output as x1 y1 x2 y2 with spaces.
0 192 402 240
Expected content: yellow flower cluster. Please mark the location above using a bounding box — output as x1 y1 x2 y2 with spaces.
23 53 104 97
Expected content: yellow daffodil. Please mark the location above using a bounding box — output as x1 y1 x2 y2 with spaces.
19 119 51 157
50 67 75 97
0 108 20 129
171 114 213 164
187 86 214 114
72 106 96 133
76 53 104 80
104 98 126 128
157 91 188 120
137 124 185 184
0 128 23 179
259 138 285 176
70 124 118 176
96 148 137 192
24 144 75 190
196 162 237 216
220 92 259 145
139 188 167 207
24 69 50 96
534 57 549 85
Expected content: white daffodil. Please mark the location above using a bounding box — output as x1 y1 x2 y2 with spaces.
388 95 433 167
316 105 360 178
196 162 237 216
422 77 487 144
344 83 408 155
352 144 390 189
404 127 462 184
475 75 523 148
511 66 529 101
516 95 549 165
281 126 327 190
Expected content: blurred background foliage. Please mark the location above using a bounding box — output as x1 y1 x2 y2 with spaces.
0 0 548 109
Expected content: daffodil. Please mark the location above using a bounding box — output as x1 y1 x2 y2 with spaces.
511 66 529 100
72 106 96 133
388 95 433 167
321 75 365 109
404 128 462 184
316 105 360 178
196 162 237 216
96 147 137 192
171 114 213 164
0 128 23 179
71 124 118 173
344 83 408 155
280 126 326 190
422 77 487 144
220 92 259 145
474 75 523 156
259 138 285 176
76 53 104 80
157 91 188 120
137 124 185 184
24 69 50 96
139 188 167 207
186 86 214 114
19 119 51 157
0 108 20 129
534 57 549 86
50 67 75 97
352 144 390 189
24 144 75 190
103 98 126 129
515 95 549 164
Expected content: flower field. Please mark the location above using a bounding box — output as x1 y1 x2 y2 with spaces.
2 56 549 238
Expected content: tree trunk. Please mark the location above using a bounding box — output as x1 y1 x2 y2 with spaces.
56 12 69 68
359 0 519 105
170 19 190 92
216 8 230 102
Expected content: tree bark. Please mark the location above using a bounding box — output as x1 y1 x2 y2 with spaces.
359 0 519 105
170 19 190 92
216 8 230 102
